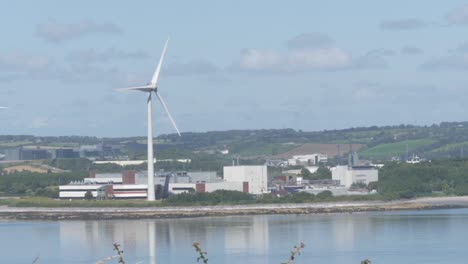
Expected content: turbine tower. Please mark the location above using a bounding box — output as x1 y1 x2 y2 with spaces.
117 39 181 201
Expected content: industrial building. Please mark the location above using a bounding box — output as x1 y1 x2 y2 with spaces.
223 165 268 194
288 154 328 166
331 165 378 188
59 169 252 199
3 146 80 161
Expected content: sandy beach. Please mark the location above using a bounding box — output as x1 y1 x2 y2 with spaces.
0 196 467 220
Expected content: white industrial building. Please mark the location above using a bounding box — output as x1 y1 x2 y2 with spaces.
59 184 148 199
223 165 268 194
288 154 328 166
331 165 378 188
59 170 250 199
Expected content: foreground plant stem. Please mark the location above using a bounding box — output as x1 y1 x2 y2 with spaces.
281 242 305 264
192 242 209 263
113 243 126 264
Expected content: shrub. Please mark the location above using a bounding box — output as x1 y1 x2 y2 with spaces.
288 192 315 203
84 190 94 200
316 190 333 200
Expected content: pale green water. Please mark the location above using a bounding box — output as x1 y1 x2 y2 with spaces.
1 209 467 264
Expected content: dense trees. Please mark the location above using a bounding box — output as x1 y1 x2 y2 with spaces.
377 159 468 199
164 190 255 205
0 171 86 197
49 158 92 171
301 166 332 180
84 190 94 200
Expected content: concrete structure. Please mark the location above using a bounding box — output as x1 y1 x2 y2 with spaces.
93 160 147 166
188 171 219 183
288 154 328 166
168 183 196 194
300 186 371 196
59 184 148 199
4 148 20 160
54 148 80 159
59 170 243 199
20 148 49 160
204 181 247 193
3 147 79 161
331 165 378 188
265 159 288 168
223 165 268 194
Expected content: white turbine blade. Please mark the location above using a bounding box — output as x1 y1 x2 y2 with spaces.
115 86 154 92
150 38 169 87
0 107 7 109
155 91 181 136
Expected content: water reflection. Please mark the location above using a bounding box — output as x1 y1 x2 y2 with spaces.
7 209 463 264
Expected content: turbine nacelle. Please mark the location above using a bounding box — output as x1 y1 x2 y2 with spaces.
116 38 180 137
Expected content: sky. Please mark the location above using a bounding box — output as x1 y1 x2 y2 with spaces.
1 1 468 136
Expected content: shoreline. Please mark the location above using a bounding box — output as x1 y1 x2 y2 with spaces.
1 196 468 220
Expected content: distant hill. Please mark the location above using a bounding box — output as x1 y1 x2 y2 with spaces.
3 121 468 161
272 143 364 160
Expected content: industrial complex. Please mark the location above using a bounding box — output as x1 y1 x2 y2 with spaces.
55 150 379 200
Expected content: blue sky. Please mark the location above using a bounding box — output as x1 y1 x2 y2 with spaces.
2 1 468 136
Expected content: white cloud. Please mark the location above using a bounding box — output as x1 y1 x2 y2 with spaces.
421 55 468 70
165 59 219 76
288 48 350 70
235 47 350 73
0 52 51 72
447 5 468 25
30 117 49 129
37 20 121 43
401 46 423 55
237 49 285 71
352 52 388 69
231 34 395 73
66 48 148 63
0 51 56 82
421 43 468 70
287 33 333 50
380 19 428 30
232 34 352 73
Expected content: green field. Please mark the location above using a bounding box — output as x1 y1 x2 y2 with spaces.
360 139 436 160
428 141 468 154
0 140 33 148
231 142 300 157
0 197 164 207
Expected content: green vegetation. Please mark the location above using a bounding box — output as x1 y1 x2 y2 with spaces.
1 197 163 207
107 241 369 264
5 157 468 206
301 166 332 180
6 122 468 166
0 190 383 208
84 190 94 200
165 190 255 206
229 142 299 157
0 140 33 148
360 139 436 160
49 158 92 171
377 159 468 199
0 171 86 197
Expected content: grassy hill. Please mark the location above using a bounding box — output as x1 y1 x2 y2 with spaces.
3 121 468 162
360 139 437 160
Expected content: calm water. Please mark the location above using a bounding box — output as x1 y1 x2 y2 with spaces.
1 209 468 264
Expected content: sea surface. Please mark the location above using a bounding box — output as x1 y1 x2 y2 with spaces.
1 208 468 264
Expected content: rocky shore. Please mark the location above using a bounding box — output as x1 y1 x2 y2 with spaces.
1 196 467 221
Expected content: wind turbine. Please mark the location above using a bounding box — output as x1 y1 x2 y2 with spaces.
117 38 181 201
0 107 8 109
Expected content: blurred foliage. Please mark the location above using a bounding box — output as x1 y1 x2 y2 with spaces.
378 159 468 199
0 171 86 197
